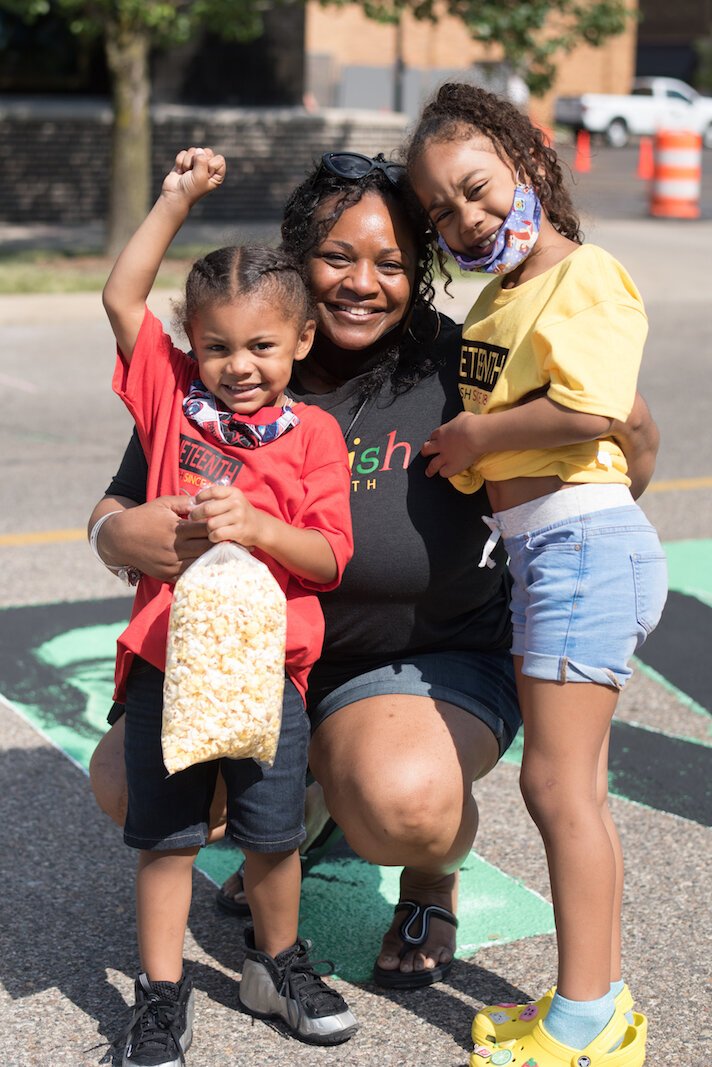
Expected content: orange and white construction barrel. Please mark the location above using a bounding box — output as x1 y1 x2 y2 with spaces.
650 129 702 219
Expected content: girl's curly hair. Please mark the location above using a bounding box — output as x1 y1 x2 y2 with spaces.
406 82 583 244
280 158 447 405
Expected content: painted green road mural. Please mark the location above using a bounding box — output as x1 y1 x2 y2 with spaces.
1 539 710 980
0 600 553 982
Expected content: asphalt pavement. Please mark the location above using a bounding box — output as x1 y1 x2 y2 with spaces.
1 147 711 1066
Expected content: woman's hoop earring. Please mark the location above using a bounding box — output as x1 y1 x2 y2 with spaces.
408 310 441 345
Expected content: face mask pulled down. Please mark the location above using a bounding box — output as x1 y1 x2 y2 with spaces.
439 183 542 275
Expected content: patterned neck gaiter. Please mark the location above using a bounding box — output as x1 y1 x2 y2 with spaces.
183 380 300 449
439 182 542 275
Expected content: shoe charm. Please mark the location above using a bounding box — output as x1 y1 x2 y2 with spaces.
472 1044 494 1061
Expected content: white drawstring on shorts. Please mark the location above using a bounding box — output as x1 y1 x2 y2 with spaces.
478 514 501 569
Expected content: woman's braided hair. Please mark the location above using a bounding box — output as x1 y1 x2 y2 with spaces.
174 244 313 330
406 82 583 244
280 159 446 404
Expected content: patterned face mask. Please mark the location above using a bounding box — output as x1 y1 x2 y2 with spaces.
183 380 300 448
438 182 542 275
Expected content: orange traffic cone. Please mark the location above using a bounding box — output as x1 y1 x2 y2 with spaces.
650 129 702 219
574 129 591 173
637 136 654 180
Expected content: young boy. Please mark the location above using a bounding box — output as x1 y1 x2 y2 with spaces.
101 146 356 1065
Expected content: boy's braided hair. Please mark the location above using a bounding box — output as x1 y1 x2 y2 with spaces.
175 244 313 329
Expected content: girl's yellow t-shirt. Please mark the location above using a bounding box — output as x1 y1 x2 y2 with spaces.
451 243 648 494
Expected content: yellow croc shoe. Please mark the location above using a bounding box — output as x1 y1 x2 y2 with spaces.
470 1008 646 1067
472 985 637 1049
471 988 555 1047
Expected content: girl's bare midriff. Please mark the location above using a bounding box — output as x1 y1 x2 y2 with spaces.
486 475 578 514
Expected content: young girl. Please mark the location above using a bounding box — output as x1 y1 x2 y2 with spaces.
101 147 357 1065
407 85 667 1067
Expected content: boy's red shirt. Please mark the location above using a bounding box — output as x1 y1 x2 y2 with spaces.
111 308 353 704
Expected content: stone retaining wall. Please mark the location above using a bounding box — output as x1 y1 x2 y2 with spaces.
0 97 409 224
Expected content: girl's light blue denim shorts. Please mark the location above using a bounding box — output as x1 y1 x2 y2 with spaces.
496 484 668 689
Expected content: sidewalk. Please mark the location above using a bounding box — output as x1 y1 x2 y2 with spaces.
2 214 708 330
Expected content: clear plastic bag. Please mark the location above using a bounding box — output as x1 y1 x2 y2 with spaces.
162 541 287 773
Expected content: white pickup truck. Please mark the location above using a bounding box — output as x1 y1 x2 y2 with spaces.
555 77 712 148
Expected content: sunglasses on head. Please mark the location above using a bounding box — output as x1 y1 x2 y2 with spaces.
320 152 406 187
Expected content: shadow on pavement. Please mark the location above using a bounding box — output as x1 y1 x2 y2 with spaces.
0 745 243 1062
1 737 542 1062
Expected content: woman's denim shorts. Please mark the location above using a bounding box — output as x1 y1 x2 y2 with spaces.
308 649 522 757
499 486 668 689
123 658 309 853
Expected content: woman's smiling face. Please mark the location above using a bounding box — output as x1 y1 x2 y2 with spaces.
308 191 417 351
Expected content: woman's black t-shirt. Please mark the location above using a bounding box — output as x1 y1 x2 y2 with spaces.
106 316 511 702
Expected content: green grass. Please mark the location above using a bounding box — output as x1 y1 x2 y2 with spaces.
0 243 463 296
0 246 209 295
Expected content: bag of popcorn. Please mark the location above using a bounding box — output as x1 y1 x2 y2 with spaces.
162 541 287 774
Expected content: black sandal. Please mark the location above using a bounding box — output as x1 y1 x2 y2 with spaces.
300 816 343 872
215 860 250 916
372 899 458 990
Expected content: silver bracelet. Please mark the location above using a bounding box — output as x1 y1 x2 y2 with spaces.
88 510 141 586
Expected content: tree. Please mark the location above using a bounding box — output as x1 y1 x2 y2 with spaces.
0 0 268 253
0 0 634 252
353 0 636 96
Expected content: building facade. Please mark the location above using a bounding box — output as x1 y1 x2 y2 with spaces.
636 0 711 84
304 0 640 125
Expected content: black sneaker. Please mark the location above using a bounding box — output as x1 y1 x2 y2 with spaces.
122 972 194 1066
238 929 358 1045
